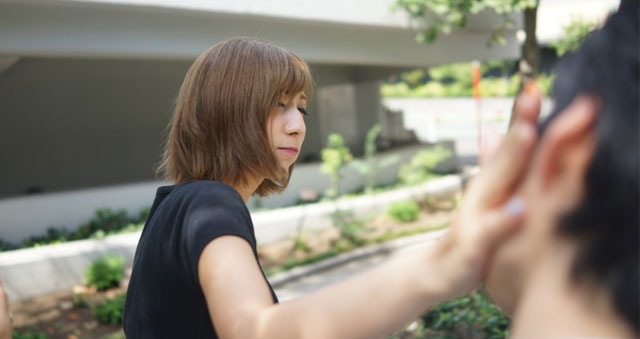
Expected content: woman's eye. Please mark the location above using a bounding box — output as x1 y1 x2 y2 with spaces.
298 108 308 115
278 102 286 108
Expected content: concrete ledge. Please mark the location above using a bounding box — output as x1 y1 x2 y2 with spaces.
0 232 140 302
253 174 462 244
0 174 463 302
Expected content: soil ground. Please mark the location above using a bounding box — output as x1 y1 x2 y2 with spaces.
10 195 458 338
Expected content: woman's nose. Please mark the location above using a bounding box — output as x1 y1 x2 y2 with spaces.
285 109 306 136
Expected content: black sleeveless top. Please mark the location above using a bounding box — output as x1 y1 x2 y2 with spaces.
123 181 278 338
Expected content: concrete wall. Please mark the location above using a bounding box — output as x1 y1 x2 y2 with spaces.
0 57 402 198
0 57 188 197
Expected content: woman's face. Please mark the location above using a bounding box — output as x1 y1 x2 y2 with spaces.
267 91 307 176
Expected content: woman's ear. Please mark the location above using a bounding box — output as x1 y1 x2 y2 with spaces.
533 96 598 196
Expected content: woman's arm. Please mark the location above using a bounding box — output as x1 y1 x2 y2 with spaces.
199 88 542 339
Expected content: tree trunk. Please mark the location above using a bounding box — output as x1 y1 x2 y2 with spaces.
519 5 540 80
510 4 540 126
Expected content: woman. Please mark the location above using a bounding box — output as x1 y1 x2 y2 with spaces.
123 37 540 338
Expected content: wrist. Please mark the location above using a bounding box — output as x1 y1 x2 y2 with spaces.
414 245 452 304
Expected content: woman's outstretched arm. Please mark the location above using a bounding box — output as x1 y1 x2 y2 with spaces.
199 89 542 339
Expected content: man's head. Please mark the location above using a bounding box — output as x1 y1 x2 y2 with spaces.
487 1 639 333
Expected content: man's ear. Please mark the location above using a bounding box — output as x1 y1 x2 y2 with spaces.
534 96 598 193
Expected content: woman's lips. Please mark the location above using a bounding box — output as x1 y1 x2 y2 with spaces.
277 147 299 156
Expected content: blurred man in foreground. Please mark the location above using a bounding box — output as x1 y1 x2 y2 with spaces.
487 1 639 337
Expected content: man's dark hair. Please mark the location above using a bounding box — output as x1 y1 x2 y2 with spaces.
540 0 639 333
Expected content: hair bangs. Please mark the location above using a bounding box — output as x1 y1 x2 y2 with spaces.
278 52 314 101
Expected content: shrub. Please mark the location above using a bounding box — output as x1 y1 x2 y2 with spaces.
329 209 367 248
421 289 510 339
93 293 126 325
12 331 48 339
399 145 451 185
388 200 420 222
70 209 131 241
85 254 125 291
320 133 353 200
0 206 150 252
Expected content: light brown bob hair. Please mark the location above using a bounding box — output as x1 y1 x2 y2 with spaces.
158 38 313 196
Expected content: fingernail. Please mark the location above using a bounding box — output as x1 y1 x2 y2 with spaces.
507 198 525 216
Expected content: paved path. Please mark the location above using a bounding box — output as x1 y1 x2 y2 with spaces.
273 230 446 302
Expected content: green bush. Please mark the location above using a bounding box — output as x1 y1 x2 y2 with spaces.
321 133 353 200
0 206 150 252
329 209 367 248
381 63 555 98
552 18 597 57
12 331 48 339
388 200 420 222
399 145 451 185
93 293 126 325
70 209 131 241
85 254 125 291
421 289 510 339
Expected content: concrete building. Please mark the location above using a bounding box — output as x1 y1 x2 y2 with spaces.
0 0 521 243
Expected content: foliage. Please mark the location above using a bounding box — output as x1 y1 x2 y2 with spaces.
399 145 452 185
85 254 125 291
0 207 149 252
329 209 368 249
551 18 597 56
382 66 553 98
388 200 420 222
321 133 353 200
401 69 427 88
70 209 131 241
392 0 538 46
265 223 450 277
372 222 449 244
0 239 18 252
72 293 89 308
350 125 400 194
93 293 126 325
420 289 510 338
12 331 48 339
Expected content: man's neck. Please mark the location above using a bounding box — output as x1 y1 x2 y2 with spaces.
509 247 634 338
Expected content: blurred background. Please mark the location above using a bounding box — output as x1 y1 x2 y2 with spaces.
0 0 620 338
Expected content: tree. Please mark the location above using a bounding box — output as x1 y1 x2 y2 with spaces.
551 18 597 56
392 0 540 80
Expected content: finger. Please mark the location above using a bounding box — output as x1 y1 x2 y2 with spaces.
474 121 537 208
479 198 526 251
479 133 504 166
509 80 542 128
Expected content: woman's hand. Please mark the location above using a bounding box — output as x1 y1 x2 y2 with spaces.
428 85 542 299
0 277 12 339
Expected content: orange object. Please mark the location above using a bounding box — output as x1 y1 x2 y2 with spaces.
472 63 482 98
524 78 540 97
